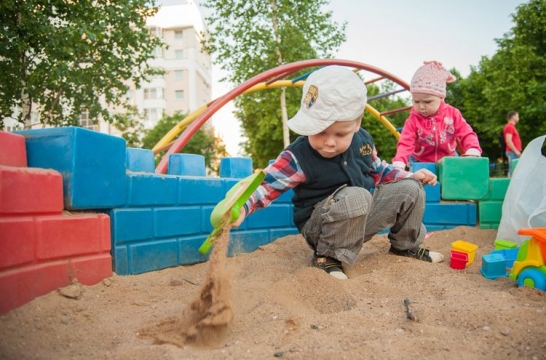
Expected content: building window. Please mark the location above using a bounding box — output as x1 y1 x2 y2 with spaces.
174 70 183 80
175 90 184 100
154 46 164 59
144 108 157 122
143 87 164 100
175 50 184 59
174 30 183 39
79 110 98 131
149 26 163 38
30 111 40 126
144 88 156 100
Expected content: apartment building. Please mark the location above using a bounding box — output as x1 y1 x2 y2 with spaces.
104 0 212 134
2 1 211 135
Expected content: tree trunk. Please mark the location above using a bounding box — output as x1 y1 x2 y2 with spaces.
269 0 290 148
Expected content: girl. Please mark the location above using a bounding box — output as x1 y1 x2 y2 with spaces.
393 61 481 170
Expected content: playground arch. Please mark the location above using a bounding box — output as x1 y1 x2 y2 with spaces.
153 59 412 174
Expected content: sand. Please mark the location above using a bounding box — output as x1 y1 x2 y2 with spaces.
1 226 545 360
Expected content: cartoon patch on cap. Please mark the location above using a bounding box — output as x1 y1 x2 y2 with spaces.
303 85 319 109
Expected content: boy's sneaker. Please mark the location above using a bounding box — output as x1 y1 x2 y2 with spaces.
310 254 348 280
389 246 444 263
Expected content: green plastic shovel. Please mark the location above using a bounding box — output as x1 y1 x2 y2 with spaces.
198 170 265 254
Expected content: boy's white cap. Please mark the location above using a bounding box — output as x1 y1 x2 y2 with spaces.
287 65 367 136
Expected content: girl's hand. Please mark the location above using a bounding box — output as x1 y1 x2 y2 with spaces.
411 169 437 186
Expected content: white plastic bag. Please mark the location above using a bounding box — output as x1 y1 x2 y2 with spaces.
496 135 546 244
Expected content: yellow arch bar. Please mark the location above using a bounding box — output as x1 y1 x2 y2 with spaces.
153 80 401 153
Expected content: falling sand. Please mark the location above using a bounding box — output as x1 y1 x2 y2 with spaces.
140 221 234 348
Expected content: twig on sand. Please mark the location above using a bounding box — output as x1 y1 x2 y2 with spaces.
403 298 417 321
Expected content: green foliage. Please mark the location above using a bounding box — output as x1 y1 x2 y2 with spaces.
363 81 411 162
201 0 346 168
113 109 146 149
0 0 163 129
141 112 227 173
452 0 546 161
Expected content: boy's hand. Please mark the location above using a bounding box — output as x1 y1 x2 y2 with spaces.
231 207 247 228
410 169 437 186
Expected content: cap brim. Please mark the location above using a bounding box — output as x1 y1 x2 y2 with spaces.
287 109 335 136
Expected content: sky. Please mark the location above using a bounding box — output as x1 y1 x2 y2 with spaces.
160 0 526 156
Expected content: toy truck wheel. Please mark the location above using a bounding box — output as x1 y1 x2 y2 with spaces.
517 268 546 291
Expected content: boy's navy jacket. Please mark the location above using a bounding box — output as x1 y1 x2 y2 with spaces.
287 128 375 230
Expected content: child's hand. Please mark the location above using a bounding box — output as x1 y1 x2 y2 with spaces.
231 207 247 228
411 169 437 186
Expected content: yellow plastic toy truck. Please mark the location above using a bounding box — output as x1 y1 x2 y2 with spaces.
508 228 546 291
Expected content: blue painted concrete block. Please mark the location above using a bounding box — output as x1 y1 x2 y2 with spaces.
228 230 270 255
270 228 299 240
425 225 449 232
219 157 253 178
178 236 210 265
112 246 129 275
110 208 153 244
423 202 477 226
424 183 441 203
128 239 178 274
201 206 216 233
247 204 293 229
168 154 206 176
16 127 126 209
154 207 202 238
178 177 225 205
126 173 178 207
410 162 437 174
126 148 155 172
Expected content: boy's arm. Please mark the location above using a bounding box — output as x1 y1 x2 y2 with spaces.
234 150 306 227
370 147 437 186
371 146 410 184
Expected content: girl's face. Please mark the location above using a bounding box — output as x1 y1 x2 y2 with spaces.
308 118 361 158
412 93 442 117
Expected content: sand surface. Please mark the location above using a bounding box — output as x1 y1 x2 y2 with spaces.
1 226 545 360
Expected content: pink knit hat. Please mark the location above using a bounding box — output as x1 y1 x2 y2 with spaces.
410 61 456 98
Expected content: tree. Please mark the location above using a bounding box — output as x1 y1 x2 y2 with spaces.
0 0 163 129
451 0 546 161
363 81 411 162
201 0 346 168
141 112 228 174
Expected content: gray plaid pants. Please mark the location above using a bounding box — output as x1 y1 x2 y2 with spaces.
301 178 426 266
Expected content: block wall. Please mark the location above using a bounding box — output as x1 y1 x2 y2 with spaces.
0 132 112 315
1 129 515 314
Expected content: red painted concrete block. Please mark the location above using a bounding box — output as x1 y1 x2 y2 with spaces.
0 261 71 315
0 166 63 215
98 213 112 252
0 217 35 269
69 254 112 285
0 132 27 167
35 214 108 260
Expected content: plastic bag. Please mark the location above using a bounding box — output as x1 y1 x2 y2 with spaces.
496 135 546 245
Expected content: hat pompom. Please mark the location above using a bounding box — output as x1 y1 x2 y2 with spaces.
410 61 456 98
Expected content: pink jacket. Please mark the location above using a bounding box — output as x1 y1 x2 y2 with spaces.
392 102 482 168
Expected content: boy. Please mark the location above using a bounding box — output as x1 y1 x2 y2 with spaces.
233 65 443 280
